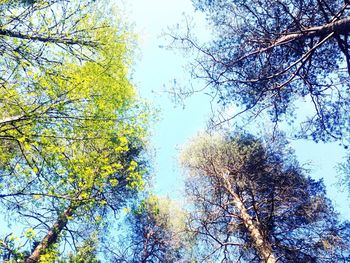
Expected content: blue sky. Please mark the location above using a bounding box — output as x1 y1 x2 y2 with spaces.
122 0 211 196
0 1 348 259
123 0 349 220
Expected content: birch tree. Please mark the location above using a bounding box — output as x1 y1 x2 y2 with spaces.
0 1 150 262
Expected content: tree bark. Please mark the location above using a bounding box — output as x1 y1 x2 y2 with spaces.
228 15 350 68
222 176 276 263
0 115 29 126
274 15 350 46
0 28 98 47
25 204 77 263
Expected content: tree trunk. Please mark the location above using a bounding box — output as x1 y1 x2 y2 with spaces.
222 176 276 263
269 15 350 49
0 115 28 125
0 28 97 47
141 230 153 263
25 204 77 263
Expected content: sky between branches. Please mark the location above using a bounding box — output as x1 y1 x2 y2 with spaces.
122 0 349 220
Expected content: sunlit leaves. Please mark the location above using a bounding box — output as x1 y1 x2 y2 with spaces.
0 1 150 261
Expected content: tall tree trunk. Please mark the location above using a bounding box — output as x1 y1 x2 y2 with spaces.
274 15 350 45
222 176 276 263
259 15 350 52
25 203 77 263
141 230 153 263
0 28 97 46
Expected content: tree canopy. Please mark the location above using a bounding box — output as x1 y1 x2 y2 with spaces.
169 0 350 143
1 1 350 262
0 1 150 262
181 132 350 262
111 195 191 263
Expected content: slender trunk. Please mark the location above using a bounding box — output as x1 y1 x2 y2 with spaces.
0 115 28 126
241 15 350 61
274 15 350 46
25 204 77 263
0 28 97 47
233 194 276 263
231 15 350 68
222 176 276 263
141 242 149 263
141 230 152 263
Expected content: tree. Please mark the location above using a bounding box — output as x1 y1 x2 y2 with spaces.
110 195 191 263
0 0 100 90
63 235 100 263
180 132 350 262
0 0 124 137
338 154 350 198
0 1 150 262
169 0 350 143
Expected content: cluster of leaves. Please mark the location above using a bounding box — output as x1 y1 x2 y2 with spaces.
0 0 151 262
169 0 350 143
121 0 350 259
107 133 350 263
110 195 192 263
180 133 350 262
1 0 350 262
